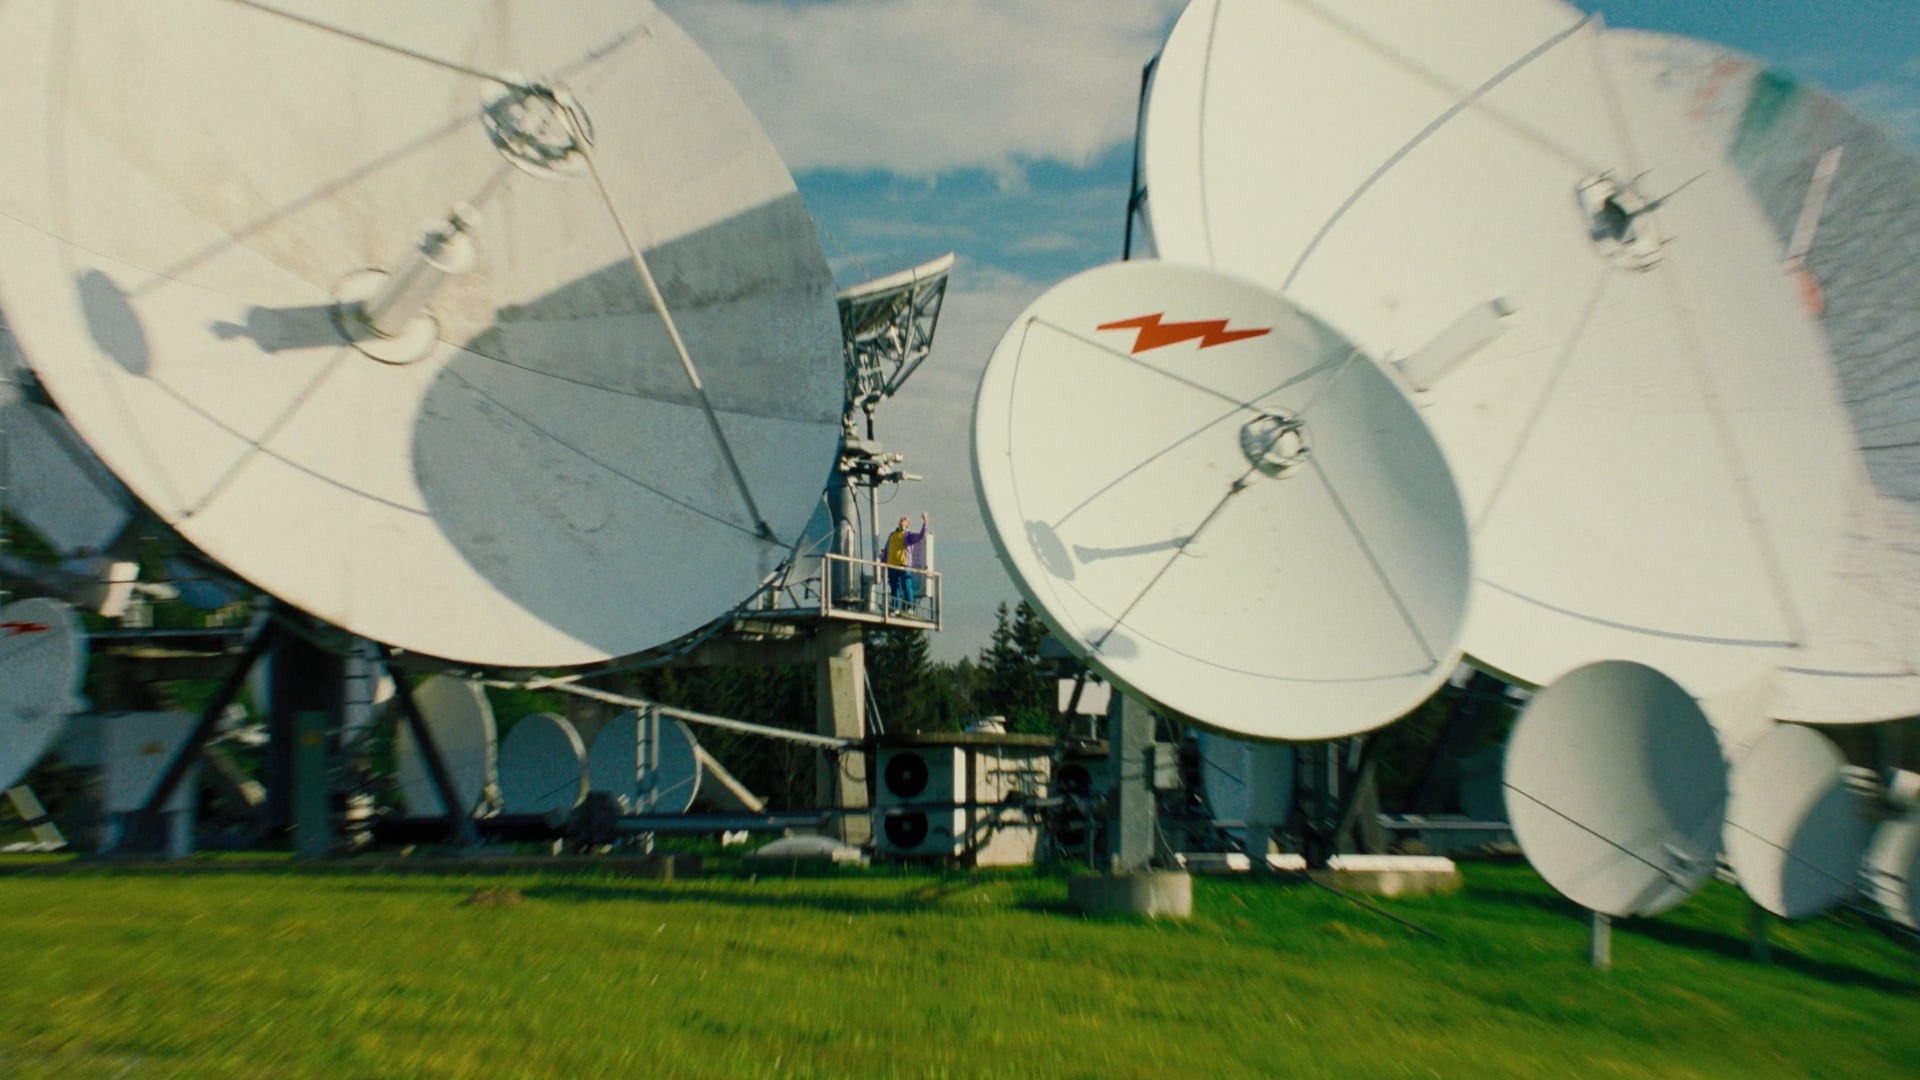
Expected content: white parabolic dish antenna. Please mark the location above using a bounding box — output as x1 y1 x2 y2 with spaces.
972 260 1471 740
394 675 496 818
0 1 842 666
1615 31 1920 724
497 712 587 815
1505 660 1727 918
0 597 88 789
1723 723 1872 919
1138 0 1854 698
586 709 703 814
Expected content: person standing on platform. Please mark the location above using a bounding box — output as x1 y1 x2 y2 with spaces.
885 511 929 613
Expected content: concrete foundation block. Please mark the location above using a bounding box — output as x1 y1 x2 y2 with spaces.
1311 855 1460 897
1069 871 1193 919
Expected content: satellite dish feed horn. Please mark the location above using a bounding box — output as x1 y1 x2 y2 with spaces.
335 206 480 359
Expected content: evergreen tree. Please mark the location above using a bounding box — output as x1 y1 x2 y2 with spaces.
978 600 1055 734
866 626 942 732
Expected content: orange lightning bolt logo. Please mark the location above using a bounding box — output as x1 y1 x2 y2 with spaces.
1097 313 1271 354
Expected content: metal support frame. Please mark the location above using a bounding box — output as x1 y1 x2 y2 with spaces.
819 553 941 629
1590 910 1612 970
837 253 955 410
1410 670 1503 812
382 647 479 847
138 606 278 819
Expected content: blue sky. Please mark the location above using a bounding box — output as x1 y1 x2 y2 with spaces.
660 0 1920 662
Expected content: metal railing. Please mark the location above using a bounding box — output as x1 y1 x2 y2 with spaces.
818 552 941 629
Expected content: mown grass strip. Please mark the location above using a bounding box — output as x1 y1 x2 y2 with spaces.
0 861 1911 1078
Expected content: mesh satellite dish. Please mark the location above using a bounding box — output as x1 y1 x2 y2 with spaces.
394 675 496 818
1724 724 1872 918
1198 732 1295 851
1612 31 1920 723
1865 817 1920 930
497 712 587 815
0 1 843 667
1505 660 1727 918
586 709 702 814
972 260 1471 740
0 597 87 789
838 252 956 408
1138 0 1854 699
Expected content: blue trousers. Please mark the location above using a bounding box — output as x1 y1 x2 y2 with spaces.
888 566 916 607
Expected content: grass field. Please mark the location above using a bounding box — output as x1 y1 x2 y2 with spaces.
0 856 1913 1078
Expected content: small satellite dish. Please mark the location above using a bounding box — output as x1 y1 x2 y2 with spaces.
0 1 843 666
394 675 496 818
1505 660 1728 918
972 260 1471 740
1198 732 1295 852
586 709 703 814
497 712 587 816
1724 724 1873 918
0 597 88 789
1139 1 1854 700
1612 31 1920 723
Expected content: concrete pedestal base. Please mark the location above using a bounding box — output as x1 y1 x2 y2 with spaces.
1297 853 1459 895
1068 871 1193 919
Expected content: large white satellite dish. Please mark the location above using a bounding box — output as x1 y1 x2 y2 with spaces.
1612 31 1920 723
1724 723 1872 919
1138 0 1853 699
0 0 843 666
497 712 587 816
1505 660 1727 918
585 709 703 814
394 675 495 818
0 597 88 789
972 260 1471 740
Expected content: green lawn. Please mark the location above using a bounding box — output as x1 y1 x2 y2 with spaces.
0 858 1912 1078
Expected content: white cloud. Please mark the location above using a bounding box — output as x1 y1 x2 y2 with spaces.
659 0 1184 179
